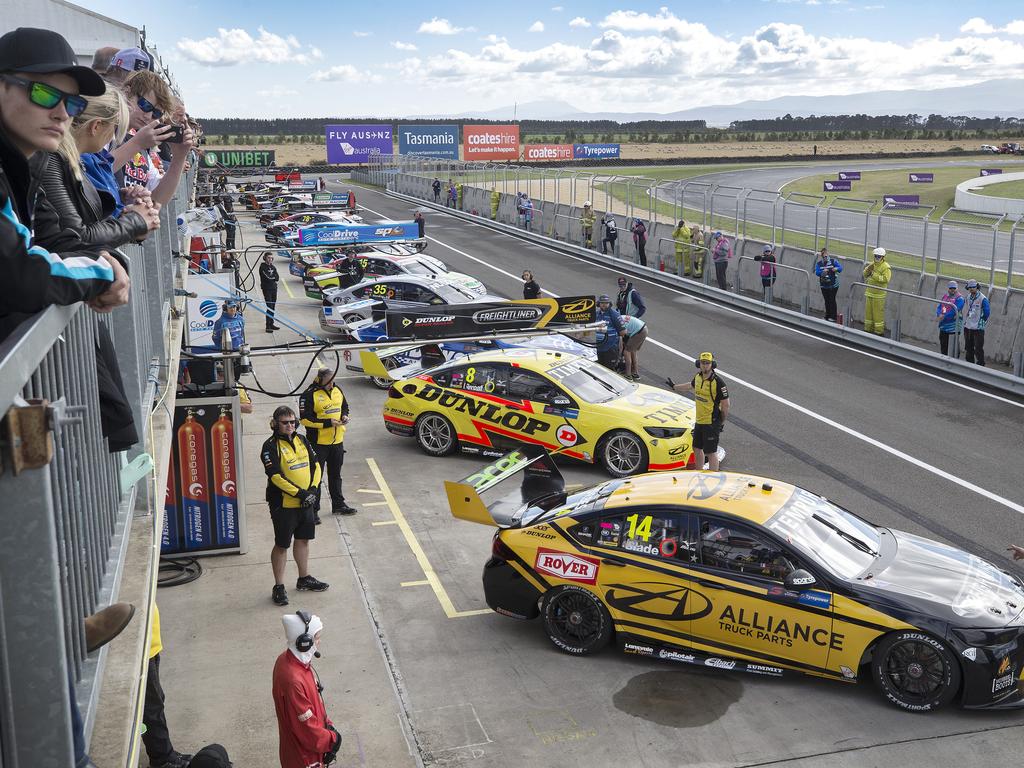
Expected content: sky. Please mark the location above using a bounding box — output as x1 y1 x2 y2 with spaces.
75 0 1024 119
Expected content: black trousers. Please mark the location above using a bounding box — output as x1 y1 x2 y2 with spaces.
820 286 839 321
315 442 346 509
142 654 175 761
602 236 617 254
939 331 957 357
964 328 985 366
714 261 728 290
262 285 278 328
636 240 647 266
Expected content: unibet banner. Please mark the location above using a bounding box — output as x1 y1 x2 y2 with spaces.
325 124 394 163
385 295 597 340
573 143 621 160
298 221 419 246
524 144 573 162
398 125 459 159
203 150 276 168
463 124 520 161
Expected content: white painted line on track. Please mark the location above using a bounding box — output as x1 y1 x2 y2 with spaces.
358 195 1024 515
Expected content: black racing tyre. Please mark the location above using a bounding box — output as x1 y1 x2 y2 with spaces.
414 412 457 456
369 357 399 389
871 630 961 712
541 585 613 656
599 429 649 477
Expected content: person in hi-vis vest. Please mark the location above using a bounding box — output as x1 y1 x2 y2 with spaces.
299 367 356 516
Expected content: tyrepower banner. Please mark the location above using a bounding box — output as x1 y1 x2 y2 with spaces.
202 150 276 168
385 296 597 340
298 221 419 246
524 144 573 162
398 124 459 159
325 124 394 163
573 143 621 160
463 125 520 161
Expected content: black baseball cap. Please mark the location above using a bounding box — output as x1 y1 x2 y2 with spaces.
0 28 106 96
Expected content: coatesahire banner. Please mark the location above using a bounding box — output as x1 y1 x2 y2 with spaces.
325 124 394 163
298 221 419 246
573 143 621 160
384 296 597 340
525 144 573 161
463 125 520 161
399 124 459 159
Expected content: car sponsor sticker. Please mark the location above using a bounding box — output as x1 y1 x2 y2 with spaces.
797 590 831 609
993 671 1015 694
705 657 737 670
556 425 580 447
839 665 856 679
962 647 978 661
745 663 784 677
624 642 654 656
534 548 600 584
658 649 696 664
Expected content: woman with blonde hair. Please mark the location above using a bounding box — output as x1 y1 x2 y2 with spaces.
40 85 159 247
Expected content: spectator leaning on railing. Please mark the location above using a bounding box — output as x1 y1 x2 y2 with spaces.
0 27 128 339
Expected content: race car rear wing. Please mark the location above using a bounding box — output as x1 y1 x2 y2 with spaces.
444 446 566 529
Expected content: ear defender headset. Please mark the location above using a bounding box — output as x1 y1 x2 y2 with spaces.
695 353 717 370
294 610 320 657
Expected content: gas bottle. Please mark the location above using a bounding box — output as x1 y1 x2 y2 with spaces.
162 452 179 552
177 408 211 549
210 406 239 547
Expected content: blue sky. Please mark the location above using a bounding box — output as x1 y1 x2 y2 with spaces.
76 1 1024 118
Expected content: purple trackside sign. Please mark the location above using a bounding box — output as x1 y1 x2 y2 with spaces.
838 171 861 180
325 124 394 163
884 194 920 206
981 168 1003 176
824 180 852 192
908 172 934 183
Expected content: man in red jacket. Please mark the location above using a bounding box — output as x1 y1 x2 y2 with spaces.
272 611 342 768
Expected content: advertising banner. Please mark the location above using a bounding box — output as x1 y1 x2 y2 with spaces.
463 125 520 161
524 144 574 162
385 296 597 340
185 271 235 348
312 192 349 205
298 221 419 246
909 172 934 183
325 124 394 163
398 124 459 159
838 171 861 181
163 396 247 557
981 168 1003 176
823 180 852 192
202 149 276 168
883 194 920 206
572 144 621 160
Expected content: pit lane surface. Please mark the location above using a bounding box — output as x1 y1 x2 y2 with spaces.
239 188 1024 767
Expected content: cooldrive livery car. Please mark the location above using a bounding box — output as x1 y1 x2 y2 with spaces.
383 349 722 476
264 212 362 243
446 449 1024 712
307 253 484 297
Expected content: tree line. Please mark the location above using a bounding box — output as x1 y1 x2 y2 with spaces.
728 114 1024 131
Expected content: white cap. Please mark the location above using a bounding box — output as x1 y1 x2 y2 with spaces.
872 247 886 258
584 200 591 206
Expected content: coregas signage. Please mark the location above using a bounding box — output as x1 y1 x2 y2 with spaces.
525 144 573 161
463 124 520 160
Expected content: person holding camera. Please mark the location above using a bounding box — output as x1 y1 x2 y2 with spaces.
273 611 342 768
814 247 843 322
666 351 729 471
261 406 330 606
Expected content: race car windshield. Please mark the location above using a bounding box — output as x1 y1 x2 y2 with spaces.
439 283 479 302
765 488 881 579
402 260 437 276
555 362 635 403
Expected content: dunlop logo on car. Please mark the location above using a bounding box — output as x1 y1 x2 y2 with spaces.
472 307 546 324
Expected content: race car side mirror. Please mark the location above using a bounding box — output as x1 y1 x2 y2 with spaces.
785 569 817 591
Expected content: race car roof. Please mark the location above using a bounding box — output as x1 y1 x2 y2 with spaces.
601 472 798 525
433 348 585 370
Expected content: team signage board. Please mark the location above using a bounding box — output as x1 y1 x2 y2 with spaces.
981 168 1003 176
163 396 247 557
838 171 861 180
909 173 934 183
573 144 621 160
202 150 276 168
463 125 520 161
398 124 459 159
185 271 235 348
823 180 852 192
883 194 920 206
298 221 419 246
325 124 394 163
312 192 349 205
524 144 574 161
385 296 597 340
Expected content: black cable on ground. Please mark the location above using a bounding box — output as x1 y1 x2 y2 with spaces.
158 558 203 587
246 344 338 398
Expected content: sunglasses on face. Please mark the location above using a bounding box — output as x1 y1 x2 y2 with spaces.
278 419 298 426
1 75 87 117
137 96 162 119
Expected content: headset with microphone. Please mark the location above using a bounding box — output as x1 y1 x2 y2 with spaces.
295 610 320 658
694 352 717 370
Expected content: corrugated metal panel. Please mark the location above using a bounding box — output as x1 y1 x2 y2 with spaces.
0 0 139 64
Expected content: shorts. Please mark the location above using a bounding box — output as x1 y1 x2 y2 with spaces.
624 326 647 352
271 505 315 549
597 347 620 370
692 423 721 454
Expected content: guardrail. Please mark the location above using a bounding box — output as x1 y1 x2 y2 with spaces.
844 281 962 355
735 256 812 314
0 171 193 767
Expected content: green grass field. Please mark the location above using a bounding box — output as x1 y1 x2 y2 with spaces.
975 179 1024 199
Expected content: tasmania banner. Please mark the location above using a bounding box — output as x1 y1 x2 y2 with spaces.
398 125 459 159
463 125 520 161
524 144 573 162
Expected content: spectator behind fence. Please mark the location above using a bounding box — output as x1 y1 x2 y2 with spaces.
601 215 618 254
962 279 990 366
631 218 648 267
103 45 152 86
432 176 441 203
936 280 964 357
91 45 119 73
711 232 731 290
690 225 705 278
862 247 892 335
814 247 843 322
754 243 777 302
0 27 128 341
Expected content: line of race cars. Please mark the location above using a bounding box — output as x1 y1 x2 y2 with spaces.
241 178 1024 713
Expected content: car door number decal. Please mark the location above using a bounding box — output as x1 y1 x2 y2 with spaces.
626 513 653 542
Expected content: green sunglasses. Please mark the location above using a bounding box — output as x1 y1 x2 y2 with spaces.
1 75 87 117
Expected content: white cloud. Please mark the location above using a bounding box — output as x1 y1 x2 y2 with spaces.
569 17 591 28
1004 19 1024 35
176 27 313 66
352 30 371 37
256 85 299 98
310 47 324 59
392 41 418 51
806 0 821 5
418 17 468 35
309 65 362 82
551 5 563 11
529 21 545 33
960 17 995 34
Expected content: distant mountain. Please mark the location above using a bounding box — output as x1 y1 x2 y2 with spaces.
412 100 584 121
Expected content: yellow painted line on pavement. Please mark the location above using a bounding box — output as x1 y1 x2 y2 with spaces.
281 276 294 299
356 488 384 494
401 580 430 587
372 520 398 527
366 458 491 619
362 500 391 507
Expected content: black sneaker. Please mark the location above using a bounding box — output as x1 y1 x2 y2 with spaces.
313 512 322 525
296 575 330 592
150 752 192 768
332 503 357 515
272 584 289 605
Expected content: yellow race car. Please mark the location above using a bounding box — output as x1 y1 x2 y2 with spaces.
381 348 721 476
445 448 1024 712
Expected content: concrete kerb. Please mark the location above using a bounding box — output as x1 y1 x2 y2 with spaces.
386 188 1024 397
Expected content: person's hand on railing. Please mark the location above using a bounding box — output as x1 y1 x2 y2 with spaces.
125 200 162 235
87 254 131 313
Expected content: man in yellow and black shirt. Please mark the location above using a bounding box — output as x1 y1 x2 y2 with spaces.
299 367 356 516
667 351 730 471
261 405 329 606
